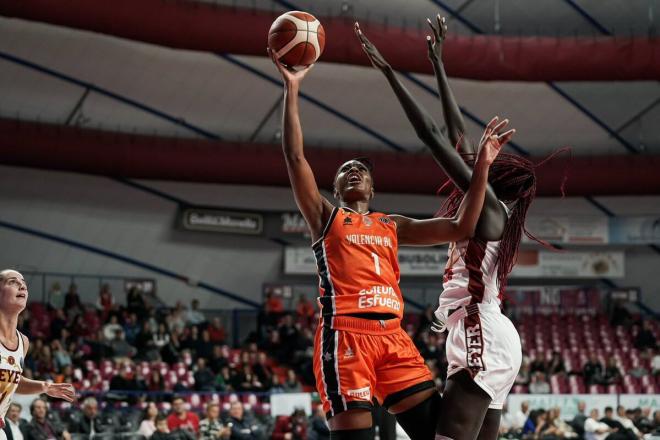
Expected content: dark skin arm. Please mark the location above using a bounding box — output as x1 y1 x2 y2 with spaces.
356 22 509 241
268 49 334 243
392 117 509 245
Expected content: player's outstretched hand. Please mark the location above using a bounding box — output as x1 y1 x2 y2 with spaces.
427 14 448 64
45 382 76 402
354 22 391 72
267 47 314 86
476 116 515 166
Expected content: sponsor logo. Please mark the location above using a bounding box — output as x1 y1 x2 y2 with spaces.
347 386 371 400
363 216 372 227
323 352 333 362
378 216 392 225
344 348 354 359
343 216 353 226
357 286 401 311
7 356 14 366
466 324 484 370
345 234 393 247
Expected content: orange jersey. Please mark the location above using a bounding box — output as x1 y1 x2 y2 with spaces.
312 207 404 319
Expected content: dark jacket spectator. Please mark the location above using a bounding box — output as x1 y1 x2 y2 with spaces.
67 397 110 436
634 321 657 350
272 409 307 440
3 403 26 440
603 358 622 385
583 355 604 386
23 398 69 440
308 407 330 440
529 354 547 374
225 402 263 440
193 358 216 392
152 416 195 440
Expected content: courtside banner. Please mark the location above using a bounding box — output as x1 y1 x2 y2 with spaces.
284 247 447 276
523 216 609 244
512 250 624 278
179 207 263 235
609 217 660 244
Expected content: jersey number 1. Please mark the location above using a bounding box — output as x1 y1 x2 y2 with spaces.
371 252 381 275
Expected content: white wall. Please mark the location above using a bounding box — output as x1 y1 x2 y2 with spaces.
1 165 659 312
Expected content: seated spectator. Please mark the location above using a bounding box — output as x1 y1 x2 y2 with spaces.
514 401 530 431
652 350 660 376
603 357 622 385
583 354 604 386
499 403 516 437
272 408 308 440
51 340 72 372
307 406 329 440
152 415 195 440
185 299 206 327
193 358 216 392
166 304 186 335
610 300 633 327
552 407 577 439
126 287 147 316
3 402 26 440
585 409 613 440
547 351 566 376
109 329 137 359
199 402 230 440
50 310 68 342
161 333 182 365
209 346 229 374
571 401 587 439
153 323 170 351
23 398 71 440
529 372 551 394
600 407 625 432
109 363 145 403
166 396 199 435
96 283 115 318
64 283 82 318
515 360 531 386
523 409 546 438
530 353 547 374
207 317 226 344
225 402 263 440
614 406 641 438
295 294 315 327
283 369 303 393
634 321 656 350
138 402 160 439
48 282 65 310
213 366 232 392
538 407 566 440
195 330 214 361
68 397 110 437
123 313 141 346
233 365 264 392
253 352 274 389
135 321 159 361
102 315 123 342
147 370 167 395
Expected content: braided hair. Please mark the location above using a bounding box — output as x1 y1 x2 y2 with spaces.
437 150 567 292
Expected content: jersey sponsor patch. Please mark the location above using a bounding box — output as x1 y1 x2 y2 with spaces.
378 216 392 224
347 386 371 401
343 216 353 226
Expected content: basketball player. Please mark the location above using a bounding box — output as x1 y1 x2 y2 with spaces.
0 270 75 439
356 20 548 440
268 47 513 440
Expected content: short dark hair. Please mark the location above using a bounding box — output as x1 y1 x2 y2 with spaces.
171 396 185 404
156 415 168 423
30 398 47 415
605 407 613 413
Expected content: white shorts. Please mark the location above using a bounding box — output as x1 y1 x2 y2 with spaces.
444 303 522 409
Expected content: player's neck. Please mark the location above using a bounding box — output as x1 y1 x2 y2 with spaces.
0 311 18 341
341 200 370 215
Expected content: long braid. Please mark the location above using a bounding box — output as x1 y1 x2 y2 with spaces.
437 152 553 292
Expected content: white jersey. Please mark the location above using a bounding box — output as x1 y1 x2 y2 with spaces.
438 237 502 312
0 331 25 421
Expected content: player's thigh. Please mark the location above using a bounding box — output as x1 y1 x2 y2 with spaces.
476 409 502 440
437 369 492 440
328 408 373 431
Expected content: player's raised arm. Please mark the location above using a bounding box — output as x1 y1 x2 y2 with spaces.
269 50 333 241
426 14 475 155
355 23 508 241
392 120 511 245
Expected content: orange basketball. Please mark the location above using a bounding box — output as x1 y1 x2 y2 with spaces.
268 11 325 68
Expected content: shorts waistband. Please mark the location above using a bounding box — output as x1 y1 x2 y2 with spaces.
446 303 501 327
325 315 401 335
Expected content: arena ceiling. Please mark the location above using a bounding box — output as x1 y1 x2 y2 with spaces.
0 0 659 194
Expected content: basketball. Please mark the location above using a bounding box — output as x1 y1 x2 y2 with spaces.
268 11 326 68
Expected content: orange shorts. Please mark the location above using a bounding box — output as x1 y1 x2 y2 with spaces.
313 316 435 418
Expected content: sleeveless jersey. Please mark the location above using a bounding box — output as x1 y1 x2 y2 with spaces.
0 331 24 421
313 207 404 320
439 237 502 311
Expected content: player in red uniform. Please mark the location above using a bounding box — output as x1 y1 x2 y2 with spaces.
356 18 552 440
269 47 514 439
